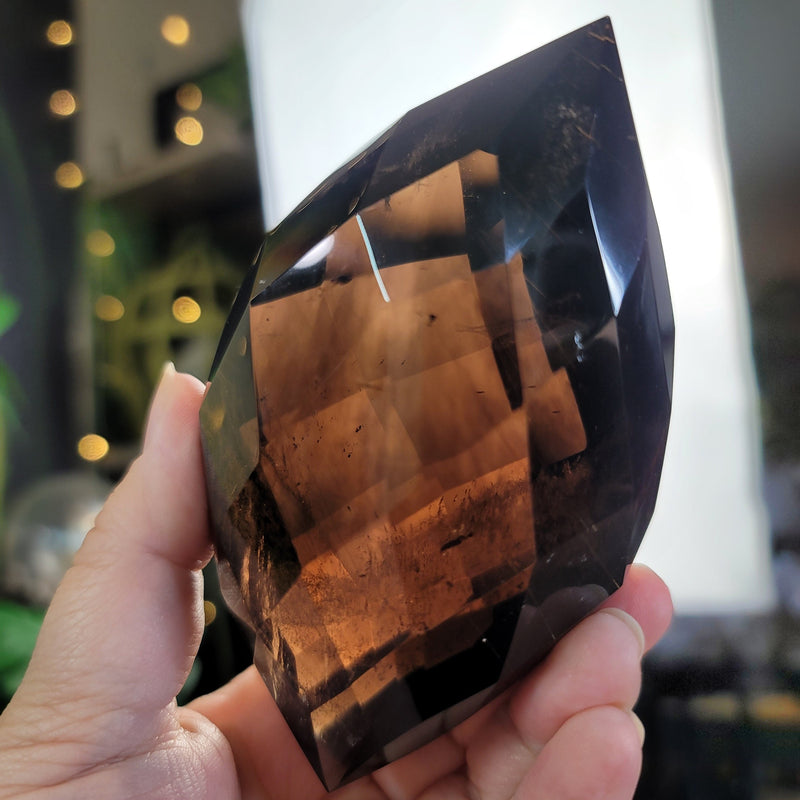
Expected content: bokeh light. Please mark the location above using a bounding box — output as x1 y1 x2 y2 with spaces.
54 161 84 189
85 229 116 257
161 15 190 46
46 20 74 46
49 89 77 117
95 295 125 322
172 296 201 323
176 82 202 111
174 116 203 146
77 434 110 462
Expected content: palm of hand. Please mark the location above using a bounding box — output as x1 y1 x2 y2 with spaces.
0 370 671 800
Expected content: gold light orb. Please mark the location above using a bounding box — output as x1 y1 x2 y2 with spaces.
95 295 125 322
86 229 115 257
49 89 77 117
176 82 202 111
55 161 84 189
77 434 110 462
174 116 203 146
161 15 190 46
46 20 74 46
172 296 201 323
748 693 800 725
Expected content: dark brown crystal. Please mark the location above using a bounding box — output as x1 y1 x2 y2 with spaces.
200 17 673 790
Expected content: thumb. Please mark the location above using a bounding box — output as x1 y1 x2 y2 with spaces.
5 365 211 747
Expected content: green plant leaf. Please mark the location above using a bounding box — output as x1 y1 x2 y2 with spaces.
0 601 45 699
0 294 19 338
0 362 21 429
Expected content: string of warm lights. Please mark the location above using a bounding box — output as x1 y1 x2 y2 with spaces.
47 21 82 191
45 13 206 464
43 18 102 460
159 13 205 326
160 16 206 146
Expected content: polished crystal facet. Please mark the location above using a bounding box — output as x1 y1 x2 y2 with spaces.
200 17 674 790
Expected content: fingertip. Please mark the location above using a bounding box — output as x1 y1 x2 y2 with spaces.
507 605 645 751
80 366 211 583
629 710 645 746
133 368 211 566
144 364 205 452
597 607 645 658
601 563 673 652
173 707 240 800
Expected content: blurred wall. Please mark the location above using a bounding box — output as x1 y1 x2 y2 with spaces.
713 2 800 558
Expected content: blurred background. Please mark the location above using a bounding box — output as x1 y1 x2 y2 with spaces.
0 1 798 796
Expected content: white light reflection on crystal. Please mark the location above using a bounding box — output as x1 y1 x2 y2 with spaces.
293 235 334 269
587 193 624 315
356 213 390 303
573 331 586 363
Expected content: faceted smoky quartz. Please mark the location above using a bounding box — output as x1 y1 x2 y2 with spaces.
200 17 673 791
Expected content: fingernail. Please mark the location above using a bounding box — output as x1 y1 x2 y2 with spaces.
629 711 645 745
144 362 176 446
599 607 645 657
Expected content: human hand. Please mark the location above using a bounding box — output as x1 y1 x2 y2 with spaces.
0 367 672 799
